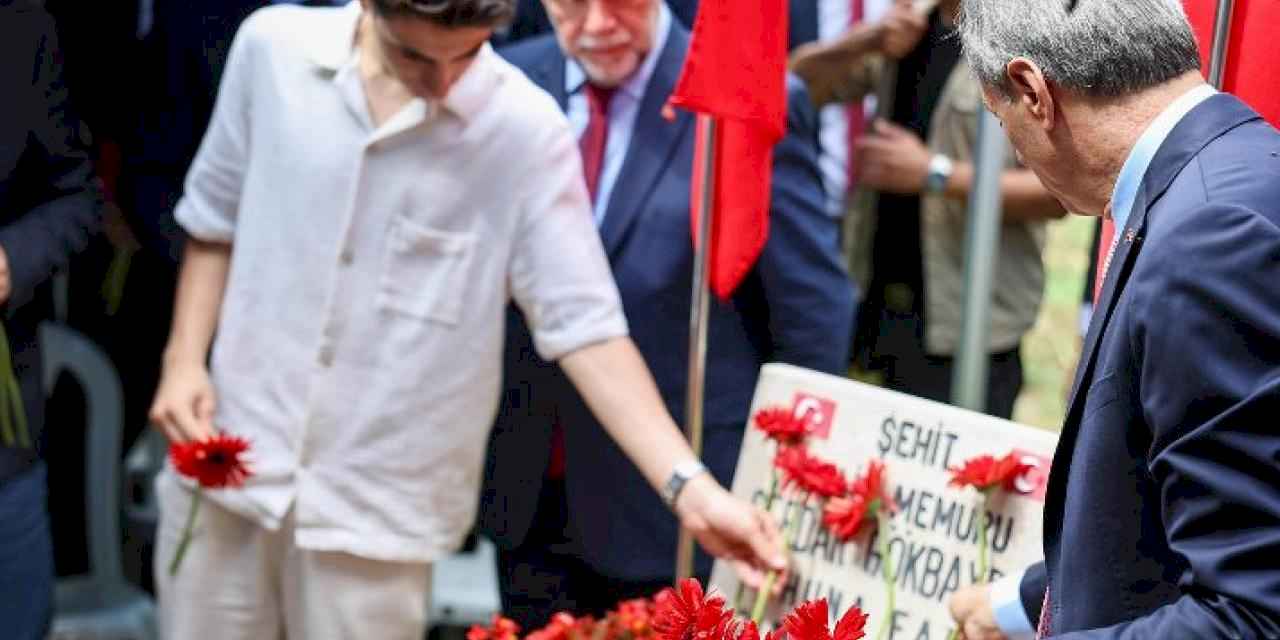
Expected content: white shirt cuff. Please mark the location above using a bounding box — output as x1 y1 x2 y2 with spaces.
1079 303 1095 338
990 570 1035 639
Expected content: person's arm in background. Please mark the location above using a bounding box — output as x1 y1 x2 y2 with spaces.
854 120 1067 223
148 13 260 445
0 11 104 309
756 76 856 372
789 0 924 107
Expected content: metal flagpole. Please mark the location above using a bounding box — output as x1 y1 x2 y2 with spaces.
951 110 1007 411
1208 0 1237 89
676 115 719 582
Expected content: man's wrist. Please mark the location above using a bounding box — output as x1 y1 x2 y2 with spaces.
991 570 1036 638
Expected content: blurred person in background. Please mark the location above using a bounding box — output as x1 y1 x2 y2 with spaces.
791 0 1065 419
0 1 105 637
477 0 854 628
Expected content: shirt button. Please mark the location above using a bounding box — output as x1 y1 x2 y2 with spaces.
318 346 334 367
340 249 354 265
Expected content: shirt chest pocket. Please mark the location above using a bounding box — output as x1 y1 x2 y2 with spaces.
377 216 474 326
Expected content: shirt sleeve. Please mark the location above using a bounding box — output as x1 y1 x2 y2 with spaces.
990 569 1036 639
508 116 628 362
172 12 258 243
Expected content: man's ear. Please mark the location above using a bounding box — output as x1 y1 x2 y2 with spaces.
1005 57 1055 130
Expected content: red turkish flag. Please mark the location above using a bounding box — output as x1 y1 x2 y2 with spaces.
667 0 789 300
1184 0 1280 126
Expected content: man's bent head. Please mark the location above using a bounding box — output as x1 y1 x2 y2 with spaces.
362 0 515 98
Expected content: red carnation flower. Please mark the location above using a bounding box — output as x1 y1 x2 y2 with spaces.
782 599 868 640
612 599 654 637
948 452 1032 492
851 460 896 513
653 579 726 640
468 615 521 640
754 406 810 445
169 434 252 488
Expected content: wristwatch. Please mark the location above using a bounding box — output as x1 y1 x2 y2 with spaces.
661 459 709 510
925 153 954 194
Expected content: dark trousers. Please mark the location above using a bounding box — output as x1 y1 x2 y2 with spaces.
0 462 54 640
496 480 677 631
857 306 1024 420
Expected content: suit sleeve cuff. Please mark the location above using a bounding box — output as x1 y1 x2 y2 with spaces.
991 570 1036 639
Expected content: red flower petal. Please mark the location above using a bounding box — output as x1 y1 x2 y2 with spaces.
833 606 869 640
782 599 832 640
654 578 724 640
754 406 810 445
822 494 872 541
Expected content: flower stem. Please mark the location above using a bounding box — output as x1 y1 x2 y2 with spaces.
947 494 992 640
874 512 897 640
169 486 203 576
738 470 783 610
751 492 806 623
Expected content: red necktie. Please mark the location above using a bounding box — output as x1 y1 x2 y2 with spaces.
846 0 866 185
547 84 617 480
578 84 617 205
1093 215 1117 303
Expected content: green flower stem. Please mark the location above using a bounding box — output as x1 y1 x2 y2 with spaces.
751 492 807 624
874 511 897 640
0 323 21 447
169 487 203 576
948 492 993 640
738 470 782 610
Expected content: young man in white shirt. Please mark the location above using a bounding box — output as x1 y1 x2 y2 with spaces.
147 1 785 638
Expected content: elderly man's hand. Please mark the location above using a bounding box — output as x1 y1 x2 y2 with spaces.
0 247 11 305
856 119 934 195
675 473 788 590
879 0 928 59
949 583 1008 640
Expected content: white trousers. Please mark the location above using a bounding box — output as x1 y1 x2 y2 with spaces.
153 472 432 640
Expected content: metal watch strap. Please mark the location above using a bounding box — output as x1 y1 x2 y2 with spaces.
662 459 709 510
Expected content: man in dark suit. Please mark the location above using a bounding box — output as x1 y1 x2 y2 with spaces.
0 2 104 637
477 0 855 627
946 0 1280 637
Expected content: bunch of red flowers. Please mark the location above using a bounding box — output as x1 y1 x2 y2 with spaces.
506 579 869 640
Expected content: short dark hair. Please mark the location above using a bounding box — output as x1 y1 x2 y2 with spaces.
369 0 515 28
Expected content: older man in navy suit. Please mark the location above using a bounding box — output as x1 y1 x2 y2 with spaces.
946 0 1280 638
477 0 855 626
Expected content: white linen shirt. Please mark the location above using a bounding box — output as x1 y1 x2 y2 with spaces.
174 2 628 563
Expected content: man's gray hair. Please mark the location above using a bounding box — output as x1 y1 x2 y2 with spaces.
958 0 1202 98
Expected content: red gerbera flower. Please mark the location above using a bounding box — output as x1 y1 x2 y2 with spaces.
823 493 871 541
781 599 868 640
613 599 654 637
753 406 810 445
169 434 252 488
468 615 521 640
653 579 726 640
948 452 1032 492
774 447 847 498
851 460 897 513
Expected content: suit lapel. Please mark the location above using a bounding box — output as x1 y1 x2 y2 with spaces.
524 43 569 111
597 24 693 256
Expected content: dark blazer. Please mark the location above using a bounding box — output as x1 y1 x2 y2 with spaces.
0 1 103 481
478 22 855 581
1022 94 1280 637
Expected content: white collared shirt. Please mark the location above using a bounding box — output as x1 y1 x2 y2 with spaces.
174 2 627 563
563 3 671 223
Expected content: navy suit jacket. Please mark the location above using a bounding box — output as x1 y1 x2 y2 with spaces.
0 1 102 480
478 23 855 580
1021 94 1280 637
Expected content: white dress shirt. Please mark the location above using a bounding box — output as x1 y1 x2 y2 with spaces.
174 2 628 563
564 4 672 223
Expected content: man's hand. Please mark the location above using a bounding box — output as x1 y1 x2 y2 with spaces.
949 583 1008 640
856 120 933 194
0 246 11 305
879 1 928 59
149 361 218 444
675 473 788 589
